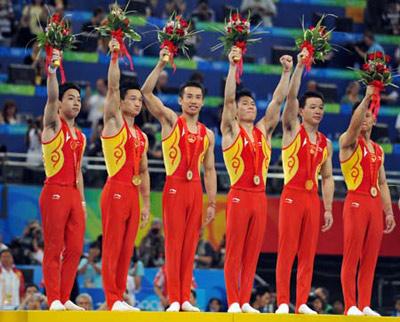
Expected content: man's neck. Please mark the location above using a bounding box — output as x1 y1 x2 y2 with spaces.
61 115 75 128
361 129 372 143
123 113 135 127
182 112 199 127
302 121 319 136
239 120 254 134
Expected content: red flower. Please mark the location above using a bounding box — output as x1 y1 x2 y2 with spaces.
367 53 374 61
241 18 247 23
165 26 174 34
231 13 241 21
227 27 232 33
318 26 326 36
309 26 315 30
376 63 385 73
385 55 391 63
375 51 383 59
383 67 389 73
176 28 184 36
123 18 129 26
236 25 244 33
362 63 370 71
51 13 61 23
180 18 188 28
62 29 69 36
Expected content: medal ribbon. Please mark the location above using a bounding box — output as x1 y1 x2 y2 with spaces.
65 121 81 185
303 125 321 186
362 138 379 191
131 124 141 180
181 117 202 175
240 126 260 180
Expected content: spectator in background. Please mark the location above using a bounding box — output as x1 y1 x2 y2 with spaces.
354 31 385 62
392 296 400 316
16 220 43 265
125 0 156 17
214 234 226 268
190 71 205 84
21 0 48 36
81 7 105 33
75 293 93 310
12 14 35 48
250 285 275 313
23 42 46 85
314 287 333 314
341 81 362 105
18 284 47 310
364 0 386 33
206 297 224 312
154 70 169 95
306 80 318 92
0 249 25 308
383 1 400 35
241 0 277 27
332 299 345 315
85 78 107 127
87 119 104 157
191 0 215 22
0 235 8 252
308 294 325 314
1 100 20 124
77 242 102 288
129 248 145 292
190 289 197 307
163 0 186 18
0 0 14 46
25 116 43 167
195 229 216 268
381 88 399 105
139 218 164 267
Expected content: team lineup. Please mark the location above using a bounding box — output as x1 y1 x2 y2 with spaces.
38 37 397 315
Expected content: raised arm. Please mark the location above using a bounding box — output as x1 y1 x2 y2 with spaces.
378 153 396 234
139 134 150 229
141 48 177 130
257 55 292 140
339 85 374 151
320 140 334 232
282 49 308 139
42 49 62 141
103 38 123 135
221 47 240 138
203 129 217 227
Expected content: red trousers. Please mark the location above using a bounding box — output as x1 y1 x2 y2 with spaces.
39 184 85 305
341 192 383 312
162 177 203 304
224 188 267 306
276 186 320 310
101 180 140 308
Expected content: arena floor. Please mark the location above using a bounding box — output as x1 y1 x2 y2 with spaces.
1 311 398 322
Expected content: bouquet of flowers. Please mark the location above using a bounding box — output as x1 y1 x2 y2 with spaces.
96 2 141 70
356 52 397 117
157 13 197 71
37 13 75 84
211 11 264 83
295 15 332 72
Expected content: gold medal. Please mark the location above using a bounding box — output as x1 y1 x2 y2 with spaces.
186 170 193 181
370 187 378 197
132 175 142 186
253 175 260 186
305 179 314 191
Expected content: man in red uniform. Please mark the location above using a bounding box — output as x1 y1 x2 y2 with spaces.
39 49 86 310
339 86 396 316
221 46 292 313
101 38 150 311
275 49 335 314
142 48 217 312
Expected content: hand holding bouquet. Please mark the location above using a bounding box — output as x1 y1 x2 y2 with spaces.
37 13 74 83
357 52 397 117
295 15 332 72
212 11 264 84
96 2 141 70
158 13 196 71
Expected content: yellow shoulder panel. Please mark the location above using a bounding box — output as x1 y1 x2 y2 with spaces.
341 144 364 191
42 130 65 178
162 124 182 176
282 133 301 185
101 126 128 177
223 135 245 186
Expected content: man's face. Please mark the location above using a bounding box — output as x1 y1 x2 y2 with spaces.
76 296 92 310
179 86 204 116
121 89 143 117
300 97 324 126
0 251 13 268
361 109 376 133
60 89 81 119
237 96 257 122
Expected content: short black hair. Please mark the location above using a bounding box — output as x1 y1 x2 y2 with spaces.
25 283 39 291
299 91 325 109
120 83 141 100
178 81 205 98
59 82 81 101
235 89 255 103
250 285 271 304
93 7 104 17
